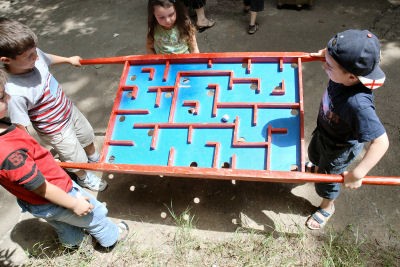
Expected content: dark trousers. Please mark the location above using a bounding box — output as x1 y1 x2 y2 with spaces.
243 0 264 12
183 0 206 9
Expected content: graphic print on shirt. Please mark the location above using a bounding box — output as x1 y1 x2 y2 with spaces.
49 75 59 97
154 26 189 54
1 149 28 170
320 89 340 125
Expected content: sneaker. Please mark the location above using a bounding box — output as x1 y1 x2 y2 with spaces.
305 161 317 173
97 221 130 252
77 171 108 191
117 221 129 242
248 23 259 34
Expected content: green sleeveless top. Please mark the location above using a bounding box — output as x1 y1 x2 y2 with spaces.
154 25 190 54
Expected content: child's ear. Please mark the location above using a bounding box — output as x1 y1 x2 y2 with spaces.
0 57 11 65
348 73 359 82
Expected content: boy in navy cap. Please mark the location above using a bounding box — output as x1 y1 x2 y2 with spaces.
306 29 389 230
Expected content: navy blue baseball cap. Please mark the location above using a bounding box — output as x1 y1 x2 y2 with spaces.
327 29 385 89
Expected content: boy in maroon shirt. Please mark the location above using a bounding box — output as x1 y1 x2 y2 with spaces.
0 69 128 249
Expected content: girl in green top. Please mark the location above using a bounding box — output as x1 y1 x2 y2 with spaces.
147 0 199 54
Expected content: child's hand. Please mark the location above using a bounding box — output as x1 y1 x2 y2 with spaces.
343 171 363 189
69 56 82 67
72 196 94 216
310 48 326 58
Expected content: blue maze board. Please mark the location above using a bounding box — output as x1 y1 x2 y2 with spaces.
96 53 307 181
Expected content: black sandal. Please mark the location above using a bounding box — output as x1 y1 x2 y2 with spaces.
196 19 216 33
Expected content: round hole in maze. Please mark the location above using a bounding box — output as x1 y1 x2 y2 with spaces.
188 108 195 114
221 162 230 168
291 109 299 116
238 137 246 142
165 92 172 98
148 129 154 136
130 75 137 81
207 90 215 96
182 78 190 84
108 155 115 163
250 83 258 90
190 162 198 167
290 164 299 171
119 115 125 122
291 63 298 69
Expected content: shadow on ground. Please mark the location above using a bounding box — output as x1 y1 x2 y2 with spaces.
98 173 315 232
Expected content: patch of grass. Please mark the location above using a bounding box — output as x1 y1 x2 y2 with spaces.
166 204 201 264
214 228 276 266
321 224 400 267
19 220 400 267
322 225 366 266
24 236 95 267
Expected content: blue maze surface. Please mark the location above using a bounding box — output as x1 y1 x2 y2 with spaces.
107 61 301 171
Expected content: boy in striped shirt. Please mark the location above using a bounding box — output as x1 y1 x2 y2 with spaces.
0 18 107 191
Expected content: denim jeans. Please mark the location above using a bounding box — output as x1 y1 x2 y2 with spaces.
17 181 118 247
308 128 364 200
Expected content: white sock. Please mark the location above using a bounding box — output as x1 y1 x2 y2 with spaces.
87 151 100 162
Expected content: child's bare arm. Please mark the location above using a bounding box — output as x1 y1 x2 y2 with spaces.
190 34 200 54
146 38 156 54
344 132 389 188
33 180 94 216
47 54 82 67
15 124 28 132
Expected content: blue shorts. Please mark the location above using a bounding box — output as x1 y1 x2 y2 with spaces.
308 128 364 200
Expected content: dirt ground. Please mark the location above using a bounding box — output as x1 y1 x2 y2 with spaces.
0 0 399 265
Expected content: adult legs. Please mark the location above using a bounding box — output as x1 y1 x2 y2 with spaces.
187 0 215 29
244 0 264 34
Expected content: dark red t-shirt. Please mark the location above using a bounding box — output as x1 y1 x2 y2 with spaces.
0 124 72 204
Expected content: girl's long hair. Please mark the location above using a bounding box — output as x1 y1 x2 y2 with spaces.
147 0 194 44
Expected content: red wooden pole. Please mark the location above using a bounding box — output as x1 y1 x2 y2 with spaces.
79 52 320 65
59 162 400 186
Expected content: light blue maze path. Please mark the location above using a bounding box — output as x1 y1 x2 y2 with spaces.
106 61 301 171
209 62 299 104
